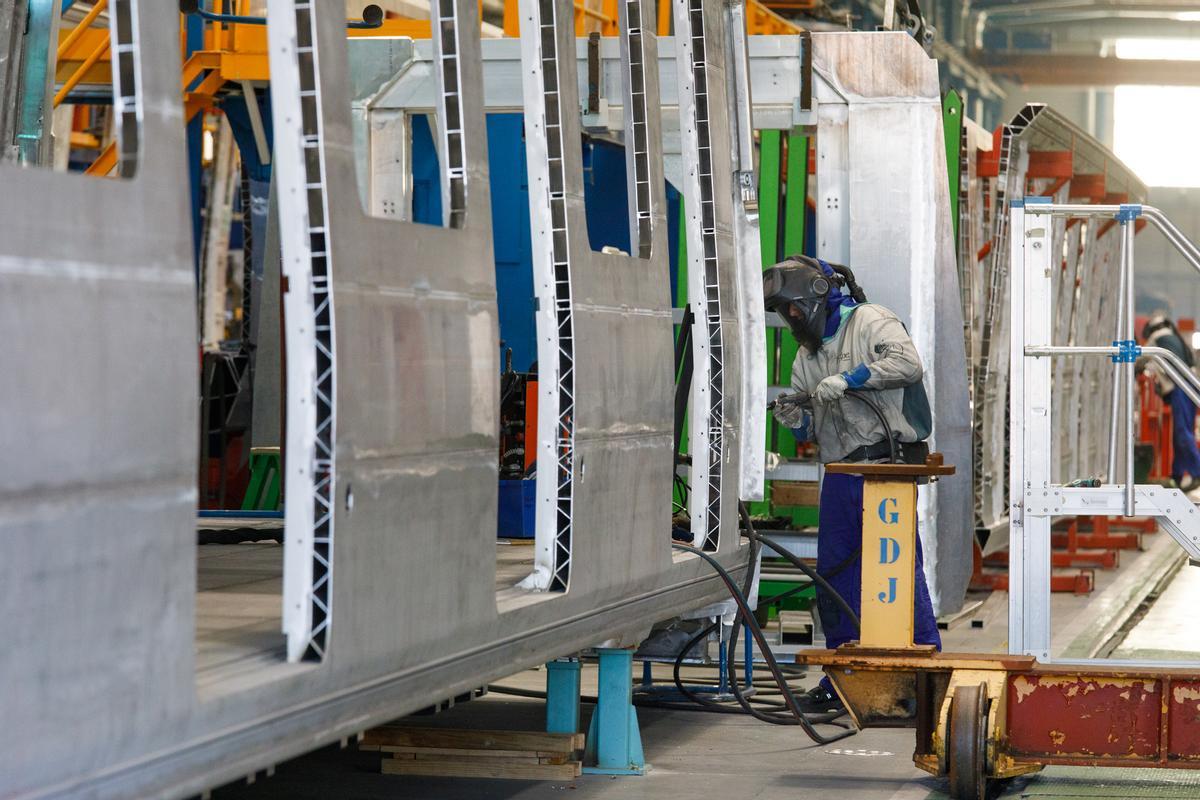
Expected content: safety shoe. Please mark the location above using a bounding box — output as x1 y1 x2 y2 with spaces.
797 684 845 714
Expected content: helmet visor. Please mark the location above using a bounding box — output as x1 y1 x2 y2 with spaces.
777 299 823 345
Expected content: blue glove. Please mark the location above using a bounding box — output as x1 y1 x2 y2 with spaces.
791 413 814 443
843 363 871 389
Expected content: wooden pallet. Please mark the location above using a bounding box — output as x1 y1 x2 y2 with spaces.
363 726 584 780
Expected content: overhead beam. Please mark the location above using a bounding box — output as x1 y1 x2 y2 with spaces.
980 54 1200 86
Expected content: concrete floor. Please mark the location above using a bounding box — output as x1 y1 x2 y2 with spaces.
1113 561 1200 661
205 528 1200 800
209 667 1200 800
211 678 943 800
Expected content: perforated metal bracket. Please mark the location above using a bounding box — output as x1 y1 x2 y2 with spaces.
1024 484 1200 561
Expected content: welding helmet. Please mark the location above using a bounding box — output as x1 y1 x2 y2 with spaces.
763 257 832 352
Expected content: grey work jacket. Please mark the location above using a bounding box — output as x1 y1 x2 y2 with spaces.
790 304 925 463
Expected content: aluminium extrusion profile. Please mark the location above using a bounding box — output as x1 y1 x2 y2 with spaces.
1010 198 1200 661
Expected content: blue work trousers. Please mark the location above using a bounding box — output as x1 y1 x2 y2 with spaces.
815 472 942 652
1169 388 1200 484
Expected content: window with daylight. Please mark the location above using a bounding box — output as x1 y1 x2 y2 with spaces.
1112 38 1200 188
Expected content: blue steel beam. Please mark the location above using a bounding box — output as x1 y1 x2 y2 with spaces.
14 0 59 165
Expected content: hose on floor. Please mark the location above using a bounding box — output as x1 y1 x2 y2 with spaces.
671 502 857 743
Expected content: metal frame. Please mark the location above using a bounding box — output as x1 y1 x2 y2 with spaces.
365 31 975 613
7 26 1005 800
269 0 339 662
674 0 733 550
1010 198 1200 660
269 0 494 658
518 0 580 590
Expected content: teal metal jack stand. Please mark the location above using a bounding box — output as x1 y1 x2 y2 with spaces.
545 658 581 734
583 648 646 775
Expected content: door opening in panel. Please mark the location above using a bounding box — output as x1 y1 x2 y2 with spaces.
193 3 290 682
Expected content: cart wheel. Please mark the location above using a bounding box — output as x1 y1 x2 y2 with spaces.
948 683 989 800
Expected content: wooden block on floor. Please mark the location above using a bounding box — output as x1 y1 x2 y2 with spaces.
392 752 544 765
361 726 584 754
369 745 568 763
771 480 820 507
380 757 582 780
386 752 569 766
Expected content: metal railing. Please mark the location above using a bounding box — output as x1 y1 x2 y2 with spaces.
1010 198 1200 660
1022 201 1200 516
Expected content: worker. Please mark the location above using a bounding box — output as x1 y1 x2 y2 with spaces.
1142 313 1200 492
764 255 941 714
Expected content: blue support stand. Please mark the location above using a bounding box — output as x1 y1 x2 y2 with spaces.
583 648 646 775
545 658 581 735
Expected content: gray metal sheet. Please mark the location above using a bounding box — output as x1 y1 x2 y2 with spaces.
4 7 757 796
518 0 675 585
813 32 973 615
0 0 196 794
268 0 500 661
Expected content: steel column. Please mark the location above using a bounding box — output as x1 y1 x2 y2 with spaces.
14 0 59 165
545 658 583 734
1009 198 1053 660
1123 218 1136 516
584 648 646 775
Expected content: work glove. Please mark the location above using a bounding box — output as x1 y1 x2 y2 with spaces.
772 398 808 428
813 373 849 403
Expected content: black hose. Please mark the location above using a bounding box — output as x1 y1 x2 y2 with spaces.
753 532 860 633
735 503 857 728
671 537 855 744
844 390 897 463
672 623 725 709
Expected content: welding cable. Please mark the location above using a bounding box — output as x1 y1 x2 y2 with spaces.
669 578 813 702
670 539 856 743
731 503 857 727
724 624 852 728
750 533 860 634
844 390 898 464
741 500 861 634
671 622 722 708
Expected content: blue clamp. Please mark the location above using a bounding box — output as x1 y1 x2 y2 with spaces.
1111 339 1141 363
1116 203 1143 222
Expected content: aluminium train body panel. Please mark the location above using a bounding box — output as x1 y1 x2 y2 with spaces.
1 1 755 798
0 0 198 795
807 33 973 614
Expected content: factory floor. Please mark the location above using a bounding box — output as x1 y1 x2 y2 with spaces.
209 666 1200 800
209 531 1200 800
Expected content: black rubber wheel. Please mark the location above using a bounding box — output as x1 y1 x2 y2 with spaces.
947 683 989 800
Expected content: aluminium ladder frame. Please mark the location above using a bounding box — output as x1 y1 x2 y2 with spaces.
1010 197 1200 661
